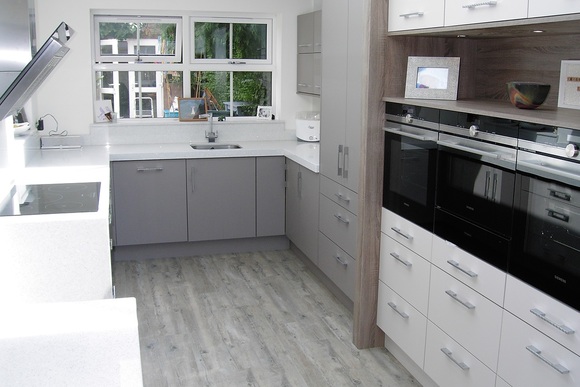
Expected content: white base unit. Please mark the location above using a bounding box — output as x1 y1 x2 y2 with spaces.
424 321 497 387
377 281 428 368
498 311 580 387
381 207 433 260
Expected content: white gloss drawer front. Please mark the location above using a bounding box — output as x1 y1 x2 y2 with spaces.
388 0 445 32
379 233 431 315
319 195 358 258
319 175 358 214
381 208 433 260
424 321 497 387
377 281 428 369
428 265 503 371
431 235 506 306
504 275 580 356
445 0 528 27
528 0 580 17
498 311 580 387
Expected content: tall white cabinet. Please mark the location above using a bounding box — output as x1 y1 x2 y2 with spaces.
317 0 363 302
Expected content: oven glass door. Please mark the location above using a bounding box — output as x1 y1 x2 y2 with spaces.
512 173 580 311
383 129 438 231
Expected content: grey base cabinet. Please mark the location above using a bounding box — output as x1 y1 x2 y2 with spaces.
257 157 286 237
187 158 256 242
285 159 319 263
112 159 188 246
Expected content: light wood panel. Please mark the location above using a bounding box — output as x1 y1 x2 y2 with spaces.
113 250 420 386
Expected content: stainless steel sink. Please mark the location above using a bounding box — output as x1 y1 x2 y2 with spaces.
190 144 242 150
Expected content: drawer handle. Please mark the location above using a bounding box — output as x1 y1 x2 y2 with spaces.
387 302 409 319
334 193 351 203
334 214 350 224
399 11 424 18
390 252 412 268
445 290 475 310
390 227 412 240
441 348 470 371
447 260 478 278
335 255 348 268
526 345 570 375
548 189 571 202
462 0 497 9
530 308 575 335
137 167 163 172
546 209 570 223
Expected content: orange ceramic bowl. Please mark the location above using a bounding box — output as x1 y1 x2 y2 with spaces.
507 82 550 109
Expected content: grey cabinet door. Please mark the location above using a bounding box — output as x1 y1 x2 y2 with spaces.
286 159 320 263
256 156 285 237
112 159 188 246
187 158 256 241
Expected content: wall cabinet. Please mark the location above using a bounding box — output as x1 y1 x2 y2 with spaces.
388 0 445 32
529 0 580 17
445 0 528 27
319 0 362 192
285 159 319 263
297 10 322 96
112 159 188 246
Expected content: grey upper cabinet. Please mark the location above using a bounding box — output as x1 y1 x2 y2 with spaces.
256 156 286 237
320 0 362 192
111 159 188 246
297 10 322 95
187 158 256 242
286 159 320 263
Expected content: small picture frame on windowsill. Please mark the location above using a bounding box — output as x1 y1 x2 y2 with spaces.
178 98 208 121
404 56 461 100
256 106 272 120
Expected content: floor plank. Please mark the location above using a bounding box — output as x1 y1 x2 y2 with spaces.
113 249 421 387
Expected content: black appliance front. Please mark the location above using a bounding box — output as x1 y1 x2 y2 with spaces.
512 173 580 311
383 103 439 231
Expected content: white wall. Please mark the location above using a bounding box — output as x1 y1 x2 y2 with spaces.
32 0 321 136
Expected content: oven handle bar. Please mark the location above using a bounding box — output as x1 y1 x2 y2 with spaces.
437 140 500 159
384 127 435 142
517 159 580 188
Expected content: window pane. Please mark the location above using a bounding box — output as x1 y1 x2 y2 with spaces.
194 22 229 60
190 71 271 117
233 23 267 60
96 71 183 118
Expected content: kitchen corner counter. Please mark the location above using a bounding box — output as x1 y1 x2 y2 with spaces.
108 140 320 173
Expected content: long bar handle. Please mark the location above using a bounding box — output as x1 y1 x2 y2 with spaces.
526 345 570 374
334 193 351 203
441 348 470 371
462 1 497 9
190 168 195 193
391 252 412 268
530 308 575 335
335 255 348 268
446 290 476 310
399 11 424 18
388 302 409 319
447 260 478 278
334 214 350 225
546 209 570 223
137 167 163 172
337 145 343 177
343 146 349 179
390 227 413 240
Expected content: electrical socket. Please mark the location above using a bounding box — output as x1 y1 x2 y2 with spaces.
36 119 44 131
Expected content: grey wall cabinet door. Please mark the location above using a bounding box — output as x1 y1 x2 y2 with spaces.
256 156 286 237
112 159 188 246
286 159 320 263
187 158 256 241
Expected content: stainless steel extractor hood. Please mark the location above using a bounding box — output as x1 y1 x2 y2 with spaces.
0 22 72 120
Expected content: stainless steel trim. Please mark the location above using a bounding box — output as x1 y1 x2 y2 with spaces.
438 133 517 170
385 113 439 131
384 124 439 142
530 309 575 335
517 151 580 188
526 345 570 374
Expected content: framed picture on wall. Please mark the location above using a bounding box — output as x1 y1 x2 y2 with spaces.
558 60 580 110
178 98 208 121
404 56 461 100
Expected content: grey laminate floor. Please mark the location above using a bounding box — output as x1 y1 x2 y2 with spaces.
113 249 421 387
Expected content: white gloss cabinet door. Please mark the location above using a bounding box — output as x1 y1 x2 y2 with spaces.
380 233 431 315
431 235 506 306
428 266 503 371
498 311 580 387
377 281 428 369
424 321 497 387
529 0 580 17
445 0 528 27
388 0 445 31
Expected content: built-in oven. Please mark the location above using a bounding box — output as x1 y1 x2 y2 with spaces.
512 123 580 311
434 111 519 271
383 102 439 231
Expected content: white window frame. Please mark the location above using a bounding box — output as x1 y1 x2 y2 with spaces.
94 15 183 64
